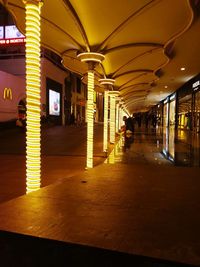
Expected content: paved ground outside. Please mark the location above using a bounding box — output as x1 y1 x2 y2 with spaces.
0 124 199 266
0 123 112 203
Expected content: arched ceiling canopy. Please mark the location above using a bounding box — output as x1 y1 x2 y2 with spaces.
1 0 200 112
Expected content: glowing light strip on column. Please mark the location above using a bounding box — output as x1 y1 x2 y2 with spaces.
86 71 94 168
119 107 122 131
110 95 116 144
25 0 42 193
115 103 119 133
77 52 104 169
103 90 108 152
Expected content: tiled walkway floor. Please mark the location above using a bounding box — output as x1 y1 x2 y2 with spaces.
0 124 108 203
0 125 199 265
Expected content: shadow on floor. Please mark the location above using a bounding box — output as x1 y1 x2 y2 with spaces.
0 230 196 267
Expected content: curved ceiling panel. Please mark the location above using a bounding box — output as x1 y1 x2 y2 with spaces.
119 83 151 96
111 48 167 79
102 45 162 75
69 0 152 48
42 1 86 47
41 21 81 54
1 0 199 113
100 0 193 50
117 72 157 89
122 91 148 102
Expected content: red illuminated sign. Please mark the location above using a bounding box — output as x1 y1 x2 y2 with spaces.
0 38 26 45
0 25 25 45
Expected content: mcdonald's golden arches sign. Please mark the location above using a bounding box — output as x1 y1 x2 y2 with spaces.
3 88 12 100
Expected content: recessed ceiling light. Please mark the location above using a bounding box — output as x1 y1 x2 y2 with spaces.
180 67 186 71
164 85 168 88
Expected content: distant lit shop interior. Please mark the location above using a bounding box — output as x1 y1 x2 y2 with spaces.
177 80 192 131
177 74 200 131
193 80 200 132
169 93 176 126
163 98 169 127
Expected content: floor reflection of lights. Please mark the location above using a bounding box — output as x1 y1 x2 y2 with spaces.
105 128 200 167
105 137 124 164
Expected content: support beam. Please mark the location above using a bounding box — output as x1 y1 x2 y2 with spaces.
99 78 115 154
86 70 94 168
115 101 119 133
118 100 124 131
23 0 43 193
109 91 119 144
77 52 105 168
103 90 109 152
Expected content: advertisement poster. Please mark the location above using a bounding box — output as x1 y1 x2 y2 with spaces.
5 25 25 39
49 89 60 116
0 26 3 39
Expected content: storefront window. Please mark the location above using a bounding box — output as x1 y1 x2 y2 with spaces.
163 102 169 127
169 99 176 125
178 95 192 130
194 90 200 132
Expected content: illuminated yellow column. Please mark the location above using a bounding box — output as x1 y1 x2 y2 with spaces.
99 78 115 154
77 52 105 168
109 91 118 144
110 95 115 143
86 70 94 168
103 90 108 152
118 100 124 131
118 105 122 131
23 0 43 193
115 101 119 133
